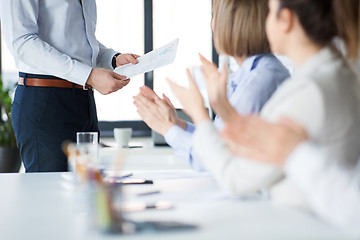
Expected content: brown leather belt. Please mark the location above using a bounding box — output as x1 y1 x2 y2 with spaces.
18 77 86 89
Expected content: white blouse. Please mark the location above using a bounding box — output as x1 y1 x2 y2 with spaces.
262 46 360 208
285 143 360 235
262 46 360 166
192 46 360 227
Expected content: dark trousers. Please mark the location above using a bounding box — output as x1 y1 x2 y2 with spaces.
11 79 99 172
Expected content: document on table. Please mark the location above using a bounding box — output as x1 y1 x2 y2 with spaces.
114 38 179 78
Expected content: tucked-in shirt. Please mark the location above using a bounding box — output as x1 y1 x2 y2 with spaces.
285 143 360 235
0 0 117 86
165 54 290 171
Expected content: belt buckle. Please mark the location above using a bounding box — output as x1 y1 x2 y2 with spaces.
83 84 92 90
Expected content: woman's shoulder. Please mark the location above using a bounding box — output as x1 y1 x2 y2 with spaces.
302 47 359 95
258 54 287 69
251 54 291 80
243 54 290 89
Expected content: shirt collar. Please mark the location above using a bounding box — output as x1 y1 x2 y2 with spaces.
230 54 269 83
228 54 269 94
241 54 266 72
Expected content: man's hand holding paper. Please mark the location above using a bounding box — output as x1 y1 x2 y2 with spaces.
115 53 140 66
114 38 179 79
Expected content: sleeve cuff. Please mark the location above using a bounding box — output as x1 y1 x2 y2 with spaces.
97 47 118 69
186 122 195 133
164 125 187 147
164 124 196 167
67 61 93 86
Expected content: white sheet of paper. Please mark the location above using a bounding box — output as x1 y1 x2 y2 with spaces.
114 38 179 78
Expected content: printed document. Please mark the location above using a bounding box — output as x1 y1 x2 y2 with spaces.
114 38 179 78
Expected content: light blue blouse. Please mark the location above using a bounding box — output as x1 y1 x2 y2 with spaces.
165 54 291 171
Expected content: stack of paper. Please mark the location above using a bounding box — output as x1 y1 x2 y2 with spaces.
114 38 179 79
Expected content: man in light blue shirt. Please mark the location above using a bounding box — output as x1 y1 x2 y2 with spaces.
0 0 139 172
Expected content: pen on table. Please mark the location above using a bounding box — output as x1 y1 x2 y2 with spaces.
116 173 133 179
120 179 153 185
104 173 133 181
106 178 153 185
137 190 161 197
121 201 173 212
127 145 143 149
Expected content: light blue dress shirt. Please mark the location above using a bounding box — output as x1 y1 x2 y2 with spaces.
165 54 290 171
0 0 117 86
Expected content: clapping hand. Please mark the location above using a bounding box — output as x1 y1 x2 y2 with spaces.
167 69 210 125
222 115 308 166
133 86 186 136
199 54 237 122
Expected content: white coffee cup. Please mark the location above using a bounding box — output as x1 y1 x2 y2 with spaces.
114 128 132 148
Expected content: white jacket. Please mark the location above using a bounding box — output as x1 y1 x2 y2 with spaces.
192 46 360 232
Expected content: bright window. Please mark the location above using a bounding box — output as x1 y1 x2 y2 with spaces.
1 34 17 89
95 0 144 121
1 0 216 133
153 0 213 108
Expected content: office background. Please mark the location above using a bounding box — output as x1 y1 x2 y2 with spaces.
0 0 219 137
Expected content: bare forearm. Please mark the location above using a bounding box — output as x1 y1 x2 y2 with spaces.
192 108 211 125
212 100 238 124
176 118 188 130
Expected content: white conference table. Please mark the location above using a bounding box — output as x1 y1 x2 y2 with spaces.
0 147 355 240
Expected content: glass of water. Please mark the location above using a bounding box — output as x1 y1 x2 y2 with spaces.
76 132 100 170
76 132 98 145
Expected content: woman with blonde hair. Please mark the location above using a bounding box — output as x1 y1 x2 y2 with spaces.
134 0 289 171
168 0 360 210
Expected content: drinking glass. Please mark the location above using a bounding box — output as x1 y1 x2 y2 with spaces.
76 132 98 145
75 132 100 170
